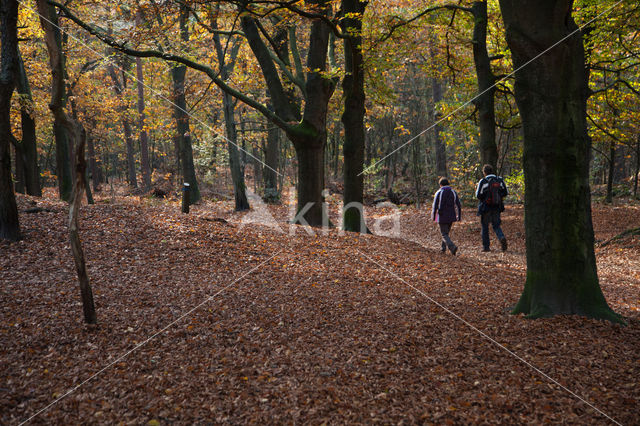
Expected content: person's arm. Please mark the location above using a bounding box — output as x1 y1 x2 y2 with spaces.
454 190 462 221
431 191 440 221
475 179 485 200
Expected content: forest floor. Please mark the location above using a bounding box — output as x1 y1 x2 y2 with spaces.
1 187 639 424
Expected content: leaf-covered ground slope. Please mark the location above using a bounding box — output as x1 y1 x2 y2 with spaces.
1 193 639 424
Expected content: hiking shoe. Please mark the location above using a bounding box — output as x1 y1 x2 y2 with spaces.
482 248 491 252
500 238 508 252
452 246 458 256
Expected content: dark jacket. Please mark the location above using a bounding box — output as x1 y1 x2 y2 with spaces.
475 174 508 214
431 186 462 223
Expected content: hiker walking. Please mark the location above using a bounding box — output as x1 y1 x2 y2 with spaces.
431 178 462 255
475 164 508 252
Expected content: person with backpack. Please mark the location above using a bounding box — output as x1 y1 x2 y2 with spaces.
475 164 508 252
431 178 462 255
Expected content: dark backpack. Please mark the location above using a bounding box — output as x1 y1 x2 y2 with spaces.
484 177 502 206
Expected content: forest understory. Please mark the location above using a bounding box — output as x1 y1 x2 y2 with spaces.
1 188 639 424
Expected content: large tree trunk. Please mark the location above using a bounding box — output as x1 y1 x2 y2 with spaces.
171 5 200 204
16 51 41 196
287 13 335 227
171 64 200 204
37 1 72 201
0 0 20 241
136 55 152 189
241 3 335 226
222 91 249 210
341 0 368 233
471 1 499 169
291 139 326 226
499 0 621 322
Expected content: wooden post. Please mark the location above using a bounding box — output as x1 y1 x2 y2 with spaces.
182 182 190 213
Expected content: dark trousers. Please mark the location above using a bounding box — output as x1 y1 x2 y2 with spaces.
439 222 457 253
480 209 505 250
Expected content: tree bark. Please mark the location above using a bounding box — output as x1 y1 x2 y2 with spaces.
471 1 499 169
341 0 369 233
223 91 249 210
171 4 200 204
68 119 96 324
0 0 20 241
171 64 200 204
212 15 249 211
15 51 41 196
263 118 280 202
499 0 622 322
86 133 100 192
241 3 335 226
136 55 152 189
634 134 639 198
37 0 72 201
107 61 138 189
287 11 335 226
122 119 137 188
605 140 615 203
429 45 448 178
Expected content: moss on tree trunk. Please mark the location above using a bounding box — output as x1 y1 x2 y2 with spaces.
499 0 623 323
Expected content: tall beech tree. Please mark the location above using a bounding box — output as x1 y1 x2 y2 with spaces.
341 0 369 232
499 0 622 322
13 51 42 196
171 3 200 204
37 0 72 201
0 0 21 241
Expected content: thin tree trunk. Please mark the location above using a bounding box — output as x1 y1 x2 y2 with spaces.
16 51 41 196
107 58 137 188
431 76 447 177
500 0 621 323
86 133 100 192
263 118 280 202
212 14 249 210
136 55 151 189
634 134 639 198
606 140 615 203
69 120 96 324
472 1 499 169
13 144 24 193
222 91 249 210
123 119 137 188
0 0 20 241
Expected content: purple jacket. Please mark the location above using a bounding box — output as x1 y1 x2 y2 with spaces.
431 186 462 223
